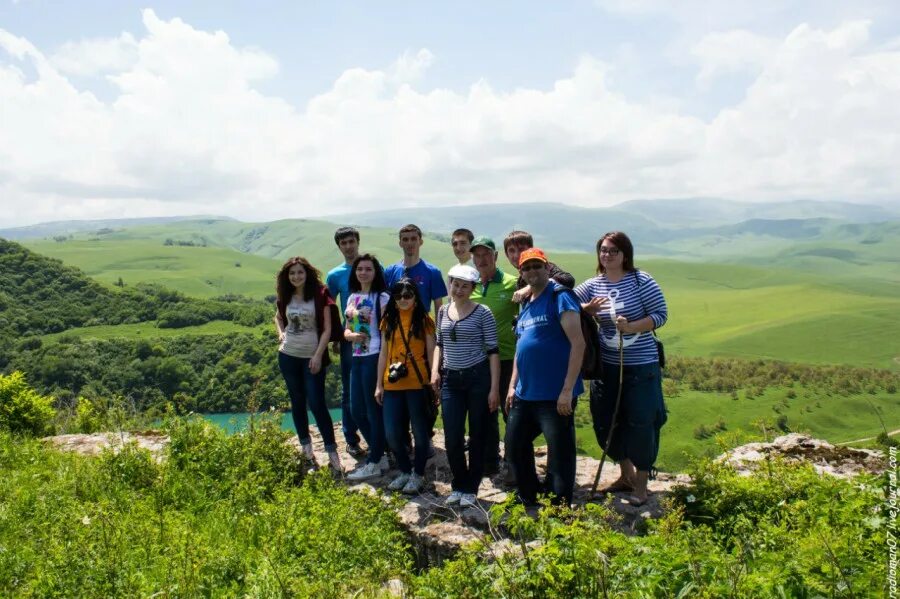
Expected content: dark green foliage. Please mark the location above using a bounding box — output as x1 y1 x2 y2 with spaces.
0 418 412 597
6 334 342 413
667 355 900 396
0 239 269 338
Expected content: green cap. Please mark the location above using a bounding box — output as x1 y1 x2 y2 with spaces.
470 236 496 251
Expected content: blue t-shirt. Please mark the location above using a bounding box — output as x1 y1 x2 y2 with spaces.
514 281 584 401
325 262 352 324
384 259 447 314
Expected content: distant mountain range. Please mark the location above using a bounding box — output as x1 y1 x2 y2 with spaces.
2 200 897 279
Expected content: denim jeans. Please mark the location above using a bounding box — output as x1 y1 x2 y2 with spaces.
339 340 360 446
484 359 514 468
350 353 384 464
278 351 337 450
441 360 491 493
507 397 577 505
591 362 667 472
383 389 432 476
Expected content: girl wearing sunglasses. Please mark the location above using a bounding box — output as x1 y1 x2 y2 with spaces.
375 278 437 494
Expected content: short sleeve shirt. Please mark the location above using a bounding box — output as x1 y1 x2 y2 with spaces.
345 291 390 357
325 262 352 323
380 309 436 391
471 269 519 361
514 281 584 401
383 259 447 314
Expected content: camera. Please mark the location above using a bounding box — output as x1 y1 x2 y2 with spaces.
387 362 409 383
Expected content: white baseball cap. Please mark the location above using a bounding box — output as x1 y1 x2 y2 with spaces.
447 264 479 283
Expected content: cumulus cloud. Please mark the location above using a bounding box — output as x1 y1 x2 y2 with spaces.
0 11 898 226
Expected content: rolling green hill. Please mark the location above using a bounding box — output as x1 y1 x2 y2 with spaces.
17 232 900 369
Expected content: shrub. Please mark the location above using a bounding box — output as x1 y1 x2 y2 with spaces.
0 371 56 436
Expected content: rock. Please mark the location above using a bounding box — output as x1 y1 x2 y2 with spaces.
42 431 169 459
719 433 885 478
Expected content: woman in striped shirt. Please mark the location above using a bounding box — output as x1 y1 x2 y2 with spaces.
431 264 500 508
575 231 668 506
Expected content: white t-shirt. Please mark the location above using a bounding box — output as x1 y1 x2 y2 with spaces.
280 297 318 358
345 291 390 357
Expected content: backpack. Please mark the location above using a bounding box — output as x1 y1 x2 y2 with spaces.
551 287 604 380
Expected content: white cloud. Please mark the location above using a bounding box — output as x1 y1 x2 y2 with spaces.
50 33 139 76
0 13 898 227
692 30 778 85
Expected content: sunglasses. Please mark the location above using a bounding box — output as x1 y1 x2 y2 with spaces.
393 291 415 301
519 262 545 272
450 321 459 342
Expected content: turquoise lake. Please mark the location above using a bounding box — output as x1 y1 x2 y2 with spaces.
202 409 342 434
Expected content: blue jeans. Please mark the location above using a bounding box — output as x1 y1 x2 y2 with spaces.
591 362 667 472
507 397 577 505
441 360 491 493
383 389 432 476
339 340 360 446
278 351 336 450
350 353 385 464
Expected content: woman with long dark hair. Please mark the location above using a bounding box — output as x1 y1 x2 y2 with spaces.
275 256 342 472
344 254 392 481
574 231 668 505
374 277 437 494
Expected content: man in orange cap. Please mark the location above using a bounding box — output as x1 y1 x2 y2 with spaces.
505 248 585 506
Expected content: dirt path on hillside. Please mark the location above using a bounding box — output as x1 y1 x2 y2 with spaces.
837 428 900 445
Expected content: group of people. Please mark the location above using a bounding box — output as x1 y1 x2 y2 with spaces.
274 223 668 507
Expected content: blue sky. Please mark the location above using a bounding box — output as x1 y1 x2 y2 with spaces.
1 1 898 226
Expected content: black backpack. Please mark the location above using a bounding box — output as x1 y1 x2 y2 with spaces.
552 287 604 380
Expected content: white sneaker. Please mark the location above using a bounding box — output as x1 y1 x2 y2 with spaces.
445 491 463 506
377 455 390 472
301 443 318 468
460 493 478 508
388 473 410 491
401 472 424 495
347 462 381 481
328 451 343 473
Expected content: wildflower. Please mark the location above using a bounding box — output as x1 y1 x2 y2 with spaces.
81 515 91 525
686 494 696 503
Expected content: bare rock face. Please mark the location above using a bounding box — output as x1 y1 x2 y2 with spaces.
718 433 885 478
42 431 170 458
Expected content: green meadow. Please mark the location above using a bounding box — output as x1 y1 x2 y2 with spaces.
25 236 900 369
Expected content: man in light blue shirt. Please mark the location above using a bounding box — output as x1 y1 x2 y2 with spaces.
325 226 363 457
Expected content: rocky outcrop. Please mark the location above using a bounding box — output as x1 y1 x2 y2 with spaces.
42 431 170 458
718 433 885 478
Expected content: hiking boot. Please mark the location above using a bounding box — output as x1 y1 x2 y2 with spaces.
401 472 424 495
347 443 366 458
328 451 343 473
388 473 410 491
301 443 318 469
347 461 381 481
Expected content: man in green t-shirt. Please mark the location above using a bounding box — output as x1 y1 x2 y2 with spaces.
470 236 519 478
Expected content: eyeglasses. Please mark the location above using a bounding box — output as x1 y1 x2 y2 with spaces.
519 262 545 272
393 291 414 301
599 247 620 256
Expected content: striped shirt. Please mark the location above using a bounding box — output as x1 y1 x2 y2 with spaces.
574 270 667 366
436 303 499 369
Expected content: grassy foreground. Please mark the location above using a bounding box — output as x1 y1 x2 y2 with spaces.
0 413 887 598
